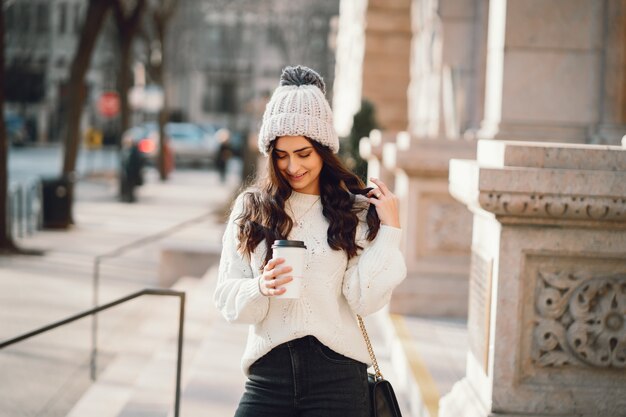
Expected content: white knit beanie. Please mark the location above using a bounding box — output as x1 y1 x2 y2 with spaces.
258 66 339 156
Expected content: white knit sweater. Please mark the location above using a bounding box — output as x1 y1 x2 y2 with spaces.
214 191 407 375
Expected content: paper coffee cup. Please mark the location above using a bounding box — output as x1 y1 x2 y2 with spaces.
271 240 306 299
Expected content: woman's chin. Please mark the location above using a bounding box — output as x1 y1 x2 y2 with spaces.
290 183 307 191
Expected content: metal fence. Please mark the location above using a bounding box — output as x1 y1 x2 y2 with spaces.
8 179 42 238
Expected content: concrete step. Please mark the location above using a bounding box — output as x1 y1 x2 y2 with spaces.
66 272 216 417
0 274 159 417
385 314 468 417
166 275 247 417
66 268 455 417
115 275 217 417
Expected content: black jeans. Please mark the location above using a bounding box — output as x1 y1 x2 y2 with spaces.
234 336 370 417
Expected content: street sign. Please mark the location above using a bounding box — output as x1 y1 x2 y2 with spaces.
97 91 121 118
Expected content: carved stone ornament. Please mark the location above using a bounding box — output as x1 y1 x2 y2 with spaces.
478 192 626 221
532 271 626 368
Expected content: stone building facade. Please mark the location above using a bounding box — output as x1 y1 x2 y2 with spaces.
5 0 116 143
334 0 626 416
167 0 339 134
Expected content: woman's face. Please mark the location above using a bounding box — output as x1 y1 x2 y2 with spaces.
273 136 323 195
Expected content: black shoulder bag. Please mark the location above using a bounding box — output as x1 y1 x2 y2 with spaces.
357 315 403 417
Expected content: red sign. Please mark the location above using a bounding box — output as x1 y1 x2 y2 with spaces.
97 91 120 118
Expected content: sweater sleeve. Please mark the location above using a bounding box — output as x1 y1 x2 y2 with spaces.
213 194 269 324
342 218 407 316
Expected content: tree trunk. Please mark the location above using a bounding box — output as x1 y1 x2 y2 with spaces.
0 2 18 253
113 0 146 137
155 14 169 181
119 41 133 138
61 0 111 225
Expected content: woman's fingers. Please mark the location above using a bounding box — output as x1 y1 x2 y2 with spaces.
262 277 291 296
264 257 285 271
260 278 285 296
271 265 292 278
367 188 382 198
370 177 390 196
264 274 293 287
269 287 287 296
260 261 293 296
367 178 401 228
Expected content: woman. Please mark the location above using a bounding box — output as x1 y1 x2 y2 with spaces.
214 65 407 417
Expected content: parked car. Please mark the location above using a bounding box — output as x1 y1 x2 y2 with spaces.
122 122 219 167
4 112 29 146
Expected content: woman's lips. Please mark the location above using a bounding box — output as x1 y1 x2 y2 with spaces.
289 172 307 181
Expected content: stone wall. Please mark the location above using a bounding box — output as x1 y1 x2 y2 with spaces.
442 140 626 417
479 0 626 145
409 0 488 139
333 0 411 136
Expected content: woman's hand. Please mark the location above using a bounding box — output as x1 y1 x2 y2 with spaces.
258 258 293 296
367 177 401 228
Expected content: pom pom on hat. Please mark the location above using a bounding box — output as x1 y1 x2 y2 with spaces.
280 65 326 94
258 65 339 156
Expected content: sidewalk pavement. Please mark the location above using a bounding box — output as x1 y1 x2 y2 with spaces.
0 164 468 417
1 167 239 337
0 167 240 416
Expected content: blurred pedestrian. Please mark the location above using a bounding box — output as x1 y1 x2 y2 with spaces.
119 136 145 202
215 128 233 183
214 66 407 417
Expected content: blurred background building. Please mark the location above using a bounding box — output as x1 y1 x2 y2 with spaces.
168 0 339 134
5 0 119 144
3 0 339 145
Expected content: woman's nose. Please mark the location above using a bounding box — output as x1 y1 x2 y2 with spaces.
287 159 300 173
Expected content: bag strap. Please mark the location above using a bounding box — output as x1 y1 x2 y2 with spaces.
356 315 384 381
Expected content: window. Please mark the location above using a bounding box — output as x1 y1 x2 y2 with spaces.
6 4 15 32
56 56 66 68
74 4 82 34
202 76 218 113
17 3 30 33
58 3 67 34
203 76 238 114
219 81 237 114
36 3 50 33
208 26 221 44
37 55 48 69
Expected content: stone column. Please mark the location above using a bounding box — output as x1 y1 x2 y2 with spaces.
440 139 626 417
379 0 488 316
384 135 477 316
594 0 626 144
409 0 488 139
332 0 412 136
359 129 397 189
479 0 626 145
361 0 412 132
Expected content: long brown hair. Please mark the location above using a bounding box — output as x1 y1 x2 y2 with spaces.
236 138 380 269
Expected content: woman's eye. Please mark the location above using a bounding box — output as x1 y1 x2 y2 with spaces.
276 154 287 160
299 153 311 158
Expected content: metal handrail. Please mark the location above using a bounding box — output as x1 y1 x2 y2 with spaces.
0 288 186 417
91 211 214 379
